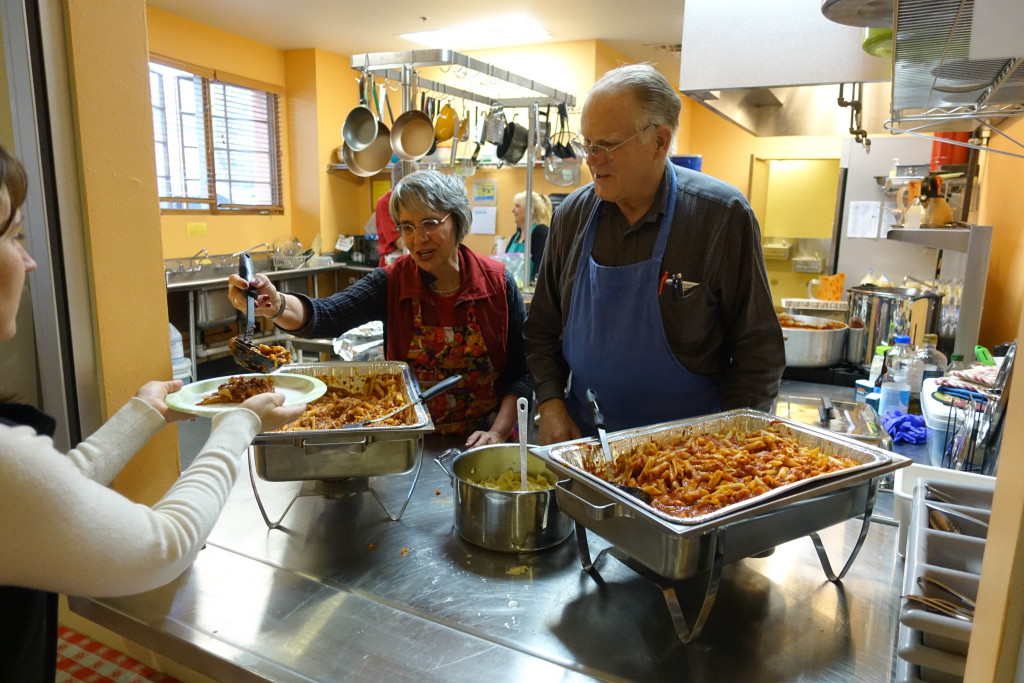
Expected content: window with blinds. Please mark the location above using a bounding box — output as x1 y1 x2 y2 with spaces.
149 61 283 214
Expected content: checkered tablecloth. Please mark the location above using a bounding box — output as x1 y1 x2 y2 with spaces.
56 626 182 683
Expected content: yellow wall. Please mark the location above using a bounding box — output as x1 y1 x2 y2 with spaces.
146 7 293 259
0 21 11 148
66 1 178 503
976 117 1024 347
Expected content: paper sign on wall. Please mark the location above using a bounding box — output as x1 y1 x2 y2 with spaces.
471 207 497 235
186 222 207 238
472 180 497 205
847 200 882 239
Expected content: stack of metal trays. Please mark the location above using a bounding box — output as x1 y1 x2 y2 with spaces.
532 409 909 580
252 361 434 482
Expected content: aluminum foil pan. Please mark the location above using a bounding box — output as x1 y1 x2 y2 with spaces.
251 361 433 482
273 361 432 431
535 408 891 526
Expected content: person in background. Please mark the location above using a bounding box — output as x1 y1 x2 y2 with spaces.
0 144 307 681
374 189 403 266
507 190 551 282
524 64 785 445
228 170 530 447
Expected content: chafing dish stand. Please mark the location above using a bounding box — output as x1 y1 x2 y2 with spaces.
247 447 424 529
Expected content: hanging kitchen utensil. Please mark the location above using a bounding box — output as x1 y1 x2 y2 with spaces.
228 253 277 373
585 388 652 504
539 106 552 160
390 97 434 161
459 107 470 141
344 374 462 428
347 83 392 177
449 109 460 167
423 94 439 157
471 106 486 162
552 102 577 159
496 115 529 165
485 105 507 145
434 100 457 142
342 74 378 153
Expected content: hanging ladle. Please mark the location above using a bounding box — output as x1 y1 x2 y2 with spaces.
228 252 277 374
342 374 462 428
586 388 652 505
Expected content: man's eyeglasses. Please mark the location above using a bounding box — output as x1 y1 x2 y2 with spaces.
571 124 654 164
398 213 450 238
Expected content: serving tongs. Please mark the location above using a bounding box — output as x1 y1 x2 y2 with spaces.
228 252 277 374
585 388 652 504
343 374 462 428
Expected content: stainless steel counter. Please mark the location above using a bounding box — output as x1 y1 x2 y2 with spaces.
71 433 907 682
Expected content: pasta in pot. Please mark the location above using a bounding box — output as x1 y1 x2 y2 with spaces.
582 423 860 519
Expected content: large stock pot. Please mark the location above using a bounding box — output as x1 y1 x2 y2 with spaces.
846 286 943 367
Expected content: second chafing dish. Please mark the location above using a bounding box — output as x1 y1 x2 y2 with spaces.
531 409 909 580
251 361 434 482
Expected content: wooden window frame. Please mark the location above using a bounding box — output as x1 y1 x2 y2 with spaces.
149 56 284 216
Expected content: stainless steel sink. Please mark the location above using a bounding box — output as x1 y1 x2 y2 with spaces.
164 255 275 286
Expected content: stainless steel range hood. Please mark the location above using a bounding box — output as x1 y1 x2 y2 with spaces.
679 0 891 137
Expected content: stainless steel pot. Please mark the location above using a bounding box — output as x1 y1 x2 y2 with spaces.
496 118 529 164
435 444 574 553
780 314 848 368
846 285 943 367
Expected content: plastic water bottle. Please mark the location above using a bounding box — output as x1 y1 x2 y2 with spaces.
887 335 923 414
878 371 910 417
917 333 948 383
946 353 966 374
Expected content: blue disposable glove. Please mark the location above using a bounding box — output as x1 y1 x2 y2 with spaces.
881 410 927 444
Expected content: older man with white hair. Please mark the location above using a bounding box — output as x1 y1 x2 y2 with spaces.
525 64 785 444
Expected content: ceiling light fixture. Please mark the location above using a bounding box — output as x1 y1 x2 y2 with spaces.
400 17 552 50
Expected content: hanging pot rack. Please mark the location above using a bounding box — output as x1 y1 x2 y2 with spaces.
350 49 575 109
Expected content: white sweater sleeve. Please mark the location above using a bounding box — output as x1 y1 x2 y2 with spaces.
0 398 262 597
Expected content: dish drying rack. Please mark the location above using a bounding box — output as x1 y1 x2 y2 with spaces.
939 340 1014 476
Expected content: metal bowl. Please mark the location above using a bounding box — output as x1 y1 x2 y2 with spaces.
435 444 574 553
780 314 848 367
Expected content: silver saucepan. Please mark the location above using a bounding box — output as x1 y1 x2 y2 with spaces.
435 444 574 553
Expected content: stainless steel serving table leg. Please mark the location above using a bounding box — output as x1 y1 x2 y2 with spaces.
575 521 726 644
247 442 425 529
248 448 302 530
809 477 878 582
367 440 424 522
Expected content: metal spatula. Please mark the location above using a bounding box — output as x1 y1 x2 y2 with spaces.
586 388 652 504
229 252 277 373
344 374 462 428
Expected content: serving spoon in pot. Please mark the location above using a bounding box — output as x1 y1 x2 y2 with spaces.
228 252 277 374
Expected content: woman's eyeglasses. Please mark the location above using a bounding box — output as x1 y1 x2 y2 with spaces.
398 213 450 238
571 124 654 164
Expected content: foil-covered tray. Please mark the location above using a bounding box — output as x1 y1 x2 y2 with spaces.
251 361 433 481
534 409 892 526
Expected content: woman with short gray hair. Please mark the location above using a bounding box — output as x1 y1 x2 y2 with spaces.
228 170 530 446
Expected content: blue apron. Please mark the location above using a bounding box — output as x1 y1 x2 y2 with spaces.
563 177 721 433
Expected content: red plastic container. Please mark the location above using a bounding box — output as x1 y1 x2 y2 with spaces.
930 132 970 171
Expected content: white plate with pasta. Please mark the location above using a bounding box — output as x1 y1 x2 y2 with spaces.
166 373 327 417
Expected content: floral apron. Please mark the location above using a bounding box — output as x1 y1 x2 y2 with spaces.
406 297 501 435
